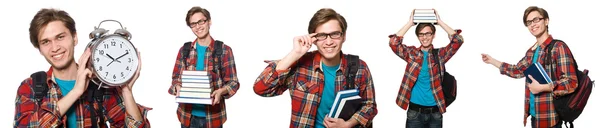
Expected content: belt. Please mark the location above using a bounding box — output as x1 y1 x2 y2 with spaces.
408 102 439 114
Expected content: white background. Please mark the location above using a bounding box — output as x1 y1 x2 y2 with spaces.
1 0 598 127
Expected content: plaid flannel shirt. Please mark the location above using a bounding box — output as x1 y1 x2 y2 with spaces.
253 51 377 128
389 30 463 114
13 67 152 128
169 38 240 128
498 36 578 127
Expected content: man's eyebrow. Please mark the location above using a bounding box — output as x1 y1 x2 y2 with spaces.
39 32 67 42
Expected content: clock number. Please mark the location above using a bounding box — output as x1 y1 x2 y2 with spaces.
105 72 108 76
111 41 116 46
104 44 109 49
121 72 124 77
99 50 104 55
99 66 103 71
96 58 99 62
113 74 116 79
128 58 132 63
126 66 129 70
120 43 123 48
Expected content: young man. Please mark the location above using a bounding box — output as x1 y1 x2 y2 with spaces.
13 8 151 127
388 9 463 128
253 8 377 128
168 6 240 128
482 6 577 128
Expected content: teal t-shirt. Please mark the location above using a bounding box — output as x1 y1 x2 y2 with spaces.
315 63 340 128
530 46 541 117
191 43 209 117
410 51 437 106
54 77 77 128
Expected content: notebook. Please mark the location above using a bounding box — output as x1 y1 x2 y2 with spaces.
328 89 362 120
524 62 552 84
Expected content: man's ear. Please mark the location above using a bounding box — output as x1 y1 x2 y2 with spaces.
73 33 78 46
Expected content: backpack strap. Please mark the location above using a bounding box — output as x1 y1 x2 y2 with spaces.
345 54 360 89
213 40 224 74
431 49 445 78
85 82 106 128
181 42 193 67
30 71 48 105
545 39 579 80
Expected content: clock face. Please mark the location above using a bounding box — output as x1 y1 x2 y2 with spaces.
91 35 139 86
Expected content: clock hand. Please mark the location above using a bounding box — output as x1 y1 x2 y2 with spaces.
107 60 115 67
106 54 122 63
106 54 116 61
114 51 130 62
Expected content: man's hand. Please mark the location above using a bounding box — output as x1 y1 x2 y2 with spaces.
122 51 141 93
527 75 552 94
406 9 416 26
433 8 443 24
211 88 228 105
323 116 353 128
481 53 502 68
73 48 93 94
292 33 317 56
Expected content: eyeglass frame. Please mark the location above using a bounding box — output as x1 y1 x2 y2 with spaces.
188 19 209 28
417 32 434 37
525 17 545 27
313 31 344 41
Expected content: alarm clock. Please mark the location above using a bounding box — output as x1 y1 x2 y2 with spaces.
86 19 139 88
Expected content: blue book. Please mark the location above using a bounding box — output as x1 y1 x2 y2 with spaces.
524 62 552 84
328 89 362 120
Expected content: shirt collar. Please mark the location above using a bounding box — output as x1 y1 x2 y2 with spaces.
312 51 346 73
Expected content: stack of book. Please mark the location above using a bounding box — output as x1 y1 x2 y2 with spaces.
175 70 213 105
413 9 437 25
328 89 363 120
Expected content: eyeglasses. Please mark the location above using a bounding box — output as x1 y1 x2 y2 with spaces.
189 19 208 28
314 31 343 41
417 32 434 37
525 17 544 26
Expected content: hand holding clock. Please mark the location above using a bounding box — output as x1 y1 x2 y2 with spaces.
73 48 94 95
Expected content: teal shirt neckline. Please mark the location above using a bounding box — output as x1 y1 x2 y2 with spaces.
54 77 77 128
315 63 340 128
191 42 209 117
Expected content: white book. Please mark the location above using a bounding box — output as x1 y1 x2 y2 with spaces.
182 70 208 76
181 78 210 84
414 9 435 14
176 97 213 105
181 83 211 88
182 75 209 80
180 87 212 93
179 91 211 98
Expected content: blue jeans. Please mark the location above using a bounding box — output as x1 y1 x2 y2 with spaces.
181 116 223 128
406 109 442 128
531 117 562 128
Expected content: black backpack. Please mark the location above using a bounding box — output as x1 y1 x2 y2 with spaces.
545 39 594 128
432 49 457 107
30 71 106 128
181 40 224 74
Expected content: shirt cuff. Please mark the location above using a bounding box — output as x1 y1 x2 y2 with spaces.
126 104 152 127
